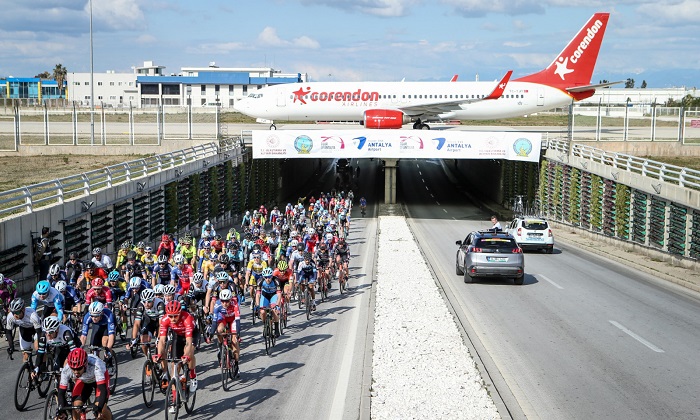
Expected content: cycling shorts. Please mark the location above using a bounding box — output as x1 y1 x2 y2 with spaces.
259 293 279 309
299 272 316 284
248 272 262 286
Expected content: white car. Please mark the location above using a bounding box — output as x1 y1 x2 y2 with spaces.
507 217 554 253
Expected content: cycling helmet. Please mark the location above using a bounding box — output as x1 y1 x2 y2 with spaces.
303 251 312 260
162 234 169 242
290 240 298 247
218 254 229 263
219 288 233 301
173 254 184 264
67 348 88 370
69 251 78 260
141 288 155 302
137 241 146 249
319 242 327 250
49 264 61 276
154 284 165 295
255 238 264 246
126 250 137 260
252 250 262 259
163 285 176 296
193 272 204 285
296 243 304 251
145 246 153 253
9 297 24 313
214 234 222 241
203 241 211 249
129 277 142 289
216 272 229 282
108 271 121 282
92 247 102 255
277 261 288 271
55 280 67 293
42 316 60 333
88 301 104 316
120 242 130 250
91 278 104 288
165 300 181 315
157 254 168 264
262 267 273 278
209 252 218 260
36 280 51 295
86 261 97 270
290 231 298 238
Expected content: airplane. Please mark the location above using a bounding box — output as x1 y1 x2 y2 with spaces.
234 12 614 130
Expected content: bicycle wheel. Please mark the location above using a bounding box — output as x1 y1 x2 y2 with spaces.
322 276 328 300
43 389 60 420
283 302 289 329
165 377 180 420
184 366 196 414
141 360 155 408
220 344 230 391
105 350 119 394
264 318 272 355
270 319 276 348
37 369 51 398
305 289 311 320
14 363 32 411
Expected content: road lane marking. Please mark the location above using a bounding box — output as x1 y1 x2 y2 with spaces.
443 209 448 213
537 274 563 289
430 194 435 198
425 186 429 190
436 201 441 206
609 320 665 353
422 178 426 183
419 171 422 176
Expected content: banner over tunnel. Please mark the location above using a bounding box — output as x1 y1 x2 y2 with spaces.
252 130 541 162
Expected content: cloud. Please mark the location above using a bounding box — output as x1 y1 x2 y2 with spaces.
504 41 531 48
637 0 700 24
257 27 320 49
299 0 419 17
88 0 146 30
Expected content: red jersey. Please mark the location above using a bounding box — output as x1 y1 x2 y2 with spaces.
159 310 195 338
156 240 175 260
85 287 113 304
273 268 293 282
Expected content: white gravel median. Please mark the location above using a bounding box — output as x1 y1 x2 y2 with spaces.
371 216 500 420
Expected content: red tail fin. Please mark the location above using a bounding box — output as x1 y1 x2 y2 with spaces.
515 13 610 89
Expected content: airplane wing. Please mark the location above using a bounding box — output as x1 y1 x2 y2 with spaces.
398 70 512 118
567 80 624 92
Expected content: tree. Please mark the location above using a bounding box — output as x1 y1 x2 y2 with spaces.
641 80 647 89
35 71 50 79
599 79 609 84
52 64 67 98
624 78 635 88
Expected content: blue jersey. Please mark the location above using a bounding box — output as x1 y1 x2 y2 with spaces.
152 263 174 285
62 285 83 308
124 279 151 300
31 288 65 320
81 308 116 337
47 271 68 285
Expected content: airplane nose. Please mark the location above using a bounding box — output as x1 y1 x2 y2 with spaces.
233 99 246 113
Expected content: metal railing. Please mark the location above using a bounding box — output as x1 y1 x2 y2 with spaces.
0 141 238 219
547 138 700 192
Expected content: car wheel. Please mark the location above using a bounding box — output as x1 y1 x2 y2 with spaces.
463 272 473 284
546 247 554 254
456 263 464 276
514 277 524 285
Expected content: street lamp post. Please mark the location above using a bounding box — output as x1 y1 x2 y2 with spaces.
89 0 95 146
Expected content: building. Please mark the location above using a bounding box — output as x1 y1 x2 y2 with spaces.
66 71 138 108
1 78 63 104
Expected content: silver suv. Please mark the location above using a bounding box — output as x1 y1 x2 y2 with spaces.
456 230 525 285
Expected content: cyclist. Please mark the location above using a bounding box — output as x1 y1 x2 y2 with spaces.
153 300 198 400
245 250 267 309
85 278 113 307
123 250 147 282
211 234 226 255
197 241 213 271
156 234 175 262
114 241 131 272
91 247 114 272
205 271 234 316
55 280 83 317
58 347 112 420
47 263 68 285
189 272 209 311
297 252 318 311
359 196 367 215
315 241 333 289
0 273 18 308
5 298 41 362
172 254 194 297
212 288 240 363
35 315 79 381
177 236 197 267
134 241 147 260
80 301 116 355
334 237 351 286
128 288 165 357
256 267 282 337
152 254 174 287
31 280 65 321
64 252 85 289
81 262 109 293
140 246 156 283
273 259 293 303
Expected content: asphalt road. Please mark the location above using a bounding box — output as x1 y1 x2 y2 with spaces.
0 159 383 420
399 158 700 420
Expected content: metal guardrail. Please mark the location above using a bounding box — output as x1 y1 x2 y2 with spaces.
547 138 700 191
0 141 238 219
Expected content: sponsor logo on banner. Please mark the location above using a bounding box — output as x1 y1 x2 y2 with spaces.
433 137 446 150
366 140 393 152
260 134 287 156
478 137 506 157
320 136 345 152
294 135 314 154
444 139 473 152
400 136 424 150
353 136 367 150
513 137 533 157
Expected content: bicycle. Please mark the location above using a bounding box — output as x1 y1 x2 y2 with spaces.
302 280 312 320
218 332 239 391
360 204 366 216
13 350 49 411
140 341 166 408
279 296 289 335
63 310 83 337
164 356 196 420
317 269 329 302
43 379 108 420
260 307 276 355
87 345 118 394
337 259 348 295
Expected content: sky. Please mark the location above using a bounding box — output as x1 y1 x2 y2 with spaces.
1 0 699 89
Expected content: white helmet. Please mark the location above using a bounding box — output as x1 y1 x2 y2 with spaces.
55 280 67 292
193 272 204 285
154 284 165 295
290 240 299 247
163 285 176 296
129 277 142 289
173 254 185 264
49 264 61 276
219 288 233 301
88 301 104 316
42 316 60 333
141 289 155 302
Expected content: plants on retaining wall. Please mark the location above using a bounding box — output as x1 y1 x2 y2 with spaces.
569 168 581 225
553 164 563 220
614 184 630 240
164 182 178 234
590 174 603 232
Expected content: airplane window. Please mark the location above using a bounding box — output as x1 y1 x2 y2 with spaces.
393 95 396 99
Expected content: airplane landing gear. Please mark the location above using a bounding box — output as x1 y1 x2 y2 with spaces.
412 119 430 130
270 123 277 130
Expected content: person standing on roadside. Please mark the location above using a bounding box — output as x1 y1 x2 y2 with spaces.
490 216 502 231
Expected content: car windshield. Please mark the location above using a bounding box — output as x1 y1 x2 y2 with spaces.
523 220 548 230
476 238 517 249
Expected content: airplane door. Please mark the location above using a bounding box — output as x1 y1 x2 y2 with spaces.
277 89 287 107
537 88 545 106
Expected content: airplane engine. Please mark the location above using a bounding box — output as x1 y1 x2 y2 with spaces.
363 109 410 129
